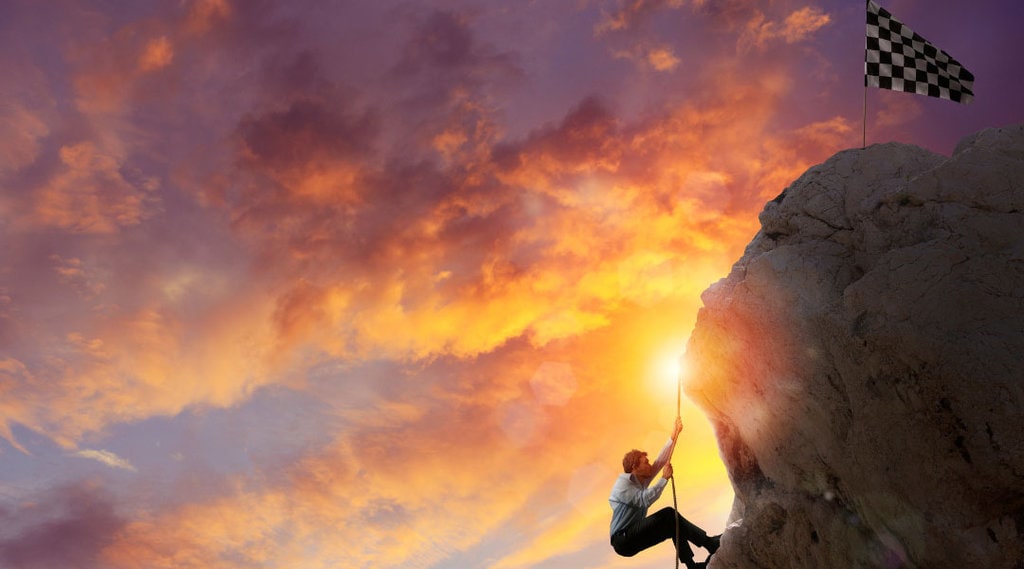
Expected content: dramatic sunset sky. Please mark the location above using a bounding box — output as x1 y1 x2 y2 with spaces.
1 0 1021 567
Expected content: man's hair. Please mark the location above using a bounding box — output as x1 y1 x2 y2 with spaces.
622 449 646 473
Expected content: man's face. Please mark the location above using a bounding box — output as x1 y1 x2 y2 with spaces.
633 454 652 478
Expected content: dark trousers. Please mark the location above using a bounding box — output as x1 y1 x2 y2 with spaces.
611 507 709 564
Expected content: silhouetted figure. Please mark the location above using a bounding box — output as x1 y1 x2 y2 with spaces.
609 417 720 569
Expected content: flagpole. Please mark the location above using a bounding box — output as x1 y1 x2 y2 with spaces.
862 83 867 148
862 0 868 149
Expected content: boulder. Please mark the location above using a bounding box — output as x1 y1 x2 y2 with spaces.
686 125 1024 569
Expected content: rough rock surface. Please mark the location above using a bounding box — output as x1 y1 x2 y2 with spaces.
686 125 1024 569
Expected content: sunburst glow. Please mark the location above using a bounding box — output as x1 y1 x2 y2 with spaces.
649 347 689 402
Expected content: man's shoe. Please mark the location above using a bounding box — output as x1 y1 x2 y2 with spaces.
705 534 721 555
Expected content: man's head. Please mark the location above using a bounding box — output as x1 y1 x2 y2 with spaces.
622 449 652 478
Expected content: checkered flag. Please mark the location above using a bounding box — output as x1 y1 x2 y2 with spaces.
865 1 974 104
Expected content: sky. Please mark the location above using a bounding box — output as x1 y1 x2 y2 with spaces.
0 0 1021 568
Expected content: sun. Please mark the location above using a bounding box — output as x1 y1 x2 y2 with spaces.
649 347 690 401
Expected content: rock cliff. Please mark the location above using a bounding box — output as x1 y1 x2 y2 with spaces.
685 125 1024 569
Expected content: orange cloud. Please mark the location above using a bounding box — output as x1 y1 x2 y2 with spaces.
32 142 160 234
235 99 376 207
6 7 849 454
185 0 232 35
95 391 554 567
92 367 510 565
5 282 284 445
2 20 848 569
138 36 174 72
595 0 686 35
10 114 739 551
610 41 682 72
0 99 51 172
190 52 844 373
739 6 832 52
86 310 731 568
68 20 163 116
646 44 682 71
780 6 832 43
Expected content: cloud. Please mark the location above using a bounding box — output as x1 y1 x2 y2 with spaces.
138 36 174 72
0 97 51 174
530 361 578 406
50 255 108 299
31 141 161 234
689 0 763 30
217 93 758 361
235 97 377 207
394 8 523 82
645 44 682 71
0 0 856 453
0 359 32 453
184 0 232 35
610 41 682 72
779 6 832 43
26 310 647 569
90 353 587 568
388 8 522 165
0 276 281 444
73 449 138 472
0 483 126 569
86 314 730 568
739 6 832 52
595 0 686 35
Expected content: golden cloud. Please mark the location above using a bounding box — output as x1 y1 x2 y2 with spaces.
95 398 577 567
780 6 833 43
196 60 845 372
3 0 856 460
15 288 281 444
89 320 732 568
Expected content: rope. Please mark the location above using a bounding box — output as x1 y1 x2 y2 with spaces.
672 359 682 569
672 474 680 569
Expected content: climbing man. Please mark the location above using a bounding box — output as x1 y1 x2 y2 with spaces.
609 417 720 569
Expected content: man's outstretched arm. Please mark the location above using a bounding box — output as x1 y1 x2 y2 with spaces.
650 417 683 477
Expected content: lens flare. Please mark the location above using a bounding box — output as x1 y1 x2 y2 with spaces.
650 348 688 400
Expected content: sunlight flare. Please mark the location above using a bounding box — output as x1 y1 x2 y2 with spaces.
650 346 690 403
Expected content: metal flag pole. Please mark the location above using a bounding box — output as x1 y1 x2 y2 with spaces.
863 83 868 148
863 0 869 149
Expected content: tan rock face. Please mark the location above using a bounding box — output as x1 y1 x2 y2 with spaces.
686 125 1024 569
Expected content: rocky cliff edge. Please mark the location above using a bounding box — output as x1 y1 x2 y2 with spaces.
686 125 1024 569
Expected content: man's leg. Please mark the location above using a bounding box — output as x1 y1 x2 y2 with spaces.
612 508 695 564
673 509 720 554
